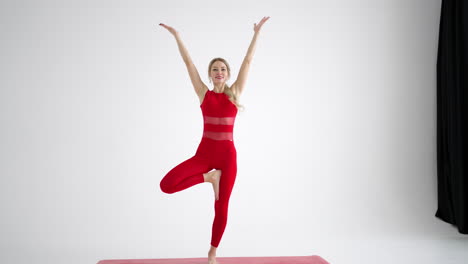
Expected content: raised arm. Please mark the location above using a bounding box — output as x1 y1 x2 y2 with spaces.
159 23 208 103
232 16 270 96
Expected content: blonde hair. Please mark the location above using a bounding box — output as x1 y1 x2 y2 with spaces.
208 57 243 110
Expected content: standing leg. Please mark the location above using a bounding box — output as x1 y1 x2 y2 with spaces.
160 155 211 194
210 152 237 248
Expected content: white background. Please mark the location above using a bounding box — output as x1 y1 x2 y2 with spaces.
1 0 464 264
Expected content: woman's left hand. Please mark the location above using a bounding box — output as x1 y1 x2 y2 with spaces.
254 16 270 33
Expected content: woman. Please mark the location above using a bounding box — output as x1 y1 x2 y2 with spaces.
158 16 270 264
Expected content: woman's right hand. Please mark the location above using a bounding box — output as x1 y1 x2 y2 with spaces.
159 23 179 36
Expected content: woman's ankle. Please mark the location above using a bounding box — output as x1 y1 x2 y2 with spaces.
208 245 217 255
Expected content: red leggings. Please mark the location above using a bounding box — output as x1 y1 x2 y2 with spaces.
160 138 237 248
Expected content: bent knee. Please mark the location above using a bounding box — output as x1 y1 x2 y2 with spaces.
160 180 174 194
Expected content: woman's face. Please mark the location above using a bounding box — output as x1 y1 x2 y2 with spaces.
210 61 229 85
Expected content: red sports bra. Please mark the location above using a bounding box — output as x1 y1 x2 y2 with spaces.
200 90 238 141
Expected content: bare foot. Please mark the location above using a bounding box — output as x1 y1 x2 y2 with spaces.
208 255 217 264
212 170 221 201
208 246 217 264
204 170 221 200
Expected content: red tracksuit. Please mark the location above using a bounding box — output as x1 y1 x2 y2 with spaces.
160 89 238 248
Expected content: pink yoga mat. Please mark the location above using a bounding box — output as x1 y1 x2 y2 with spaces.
97 255 329 264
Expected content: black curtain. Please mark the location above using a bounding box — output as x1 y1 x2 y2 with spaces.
436 0 468 234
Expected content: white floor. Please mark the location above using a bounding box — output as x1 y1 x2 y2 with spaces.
316 237 467 264
314 230 468 264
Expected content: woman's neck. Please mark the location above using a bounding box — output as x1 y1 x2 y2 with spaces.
213 84 224 93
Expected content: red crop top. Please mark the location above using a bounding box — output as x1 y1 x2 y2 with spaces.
200 90 238 141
